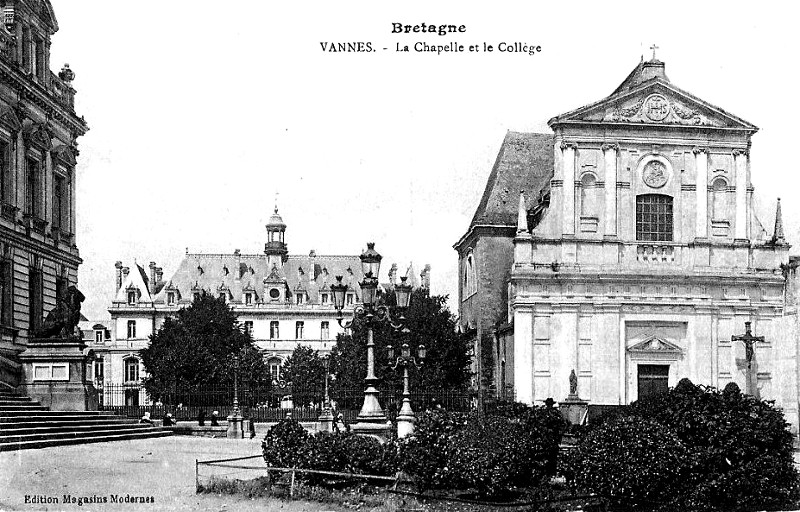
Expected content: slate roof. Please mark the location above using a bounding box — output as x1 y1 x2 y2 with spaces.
468 131 554 228
153 253 365 304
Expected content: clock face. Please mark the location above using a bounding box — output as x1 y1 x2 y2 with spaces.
643 160 668 188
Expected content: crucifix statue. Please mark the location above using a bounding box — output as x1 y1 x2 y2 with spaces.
731 321 765 398
650 44 659 60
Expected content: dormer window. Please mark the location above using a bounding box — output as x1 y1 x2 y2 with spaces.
94 329 103 344
321 293 329 305
346 293 354 306
296 293 305 305
167 292 175 305
269 288 281 301
193 292 201 302
245 292 253 305
218 292 226 303
127 290 136 305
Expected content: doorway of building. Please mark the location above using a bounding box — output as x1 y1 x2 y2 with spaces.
637 364 669 399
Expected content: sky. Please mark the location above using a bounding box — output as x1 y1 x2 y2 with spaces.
45 0 800 321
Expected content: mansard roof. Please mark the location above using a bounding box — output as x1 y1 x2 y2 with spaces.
468 131 554 229
548 58 757 133
153 253 365 305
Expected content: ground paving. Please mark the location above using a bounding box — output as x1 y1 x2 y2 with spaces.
0 436 356 511
2 436 800 511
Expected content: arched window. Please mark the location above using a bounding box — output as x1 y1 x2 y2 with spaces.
636 194 673 242
579 173 599 232
124 357 140 382
711 178 729 221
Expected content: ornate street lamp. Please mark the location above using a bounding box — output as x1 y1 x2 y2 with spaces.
226 352 244 439
386 341 425 438
318 354 335 431
332 243 411 440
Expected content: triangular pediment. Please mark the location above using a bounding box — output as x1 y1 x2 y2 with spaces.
550 78 757 132
628 335 683 354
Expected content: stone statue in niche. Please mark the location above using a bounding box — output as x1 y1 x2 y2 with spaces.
37 285 85 339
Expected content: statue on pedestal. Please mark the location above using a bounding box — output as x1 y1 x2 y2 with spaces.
36 285 85 339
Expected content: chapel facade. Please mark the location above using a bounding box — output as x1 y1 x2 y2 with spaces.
0 0 88 388
455 56 798 429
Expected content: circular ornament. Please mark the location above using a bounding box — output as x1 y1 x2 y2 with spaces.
644 94 670 122
643 160 668 188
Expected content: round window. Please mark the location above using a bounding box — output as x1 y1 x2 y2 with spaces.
269 288 280 299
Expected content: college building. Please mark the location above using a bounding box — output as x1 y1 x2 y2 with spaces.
455 55 799 430
90 208 431 392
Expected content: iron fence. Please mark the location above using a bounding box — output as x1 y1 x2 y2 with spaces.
97 383 478 423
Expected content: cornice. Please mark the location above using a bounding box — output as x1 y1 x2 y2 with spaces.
0 223 81 265
0 61 87 135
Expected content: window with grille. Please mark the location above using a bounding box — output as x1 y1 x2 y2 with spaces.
270 321 279 339
127 320 136 339
321 321 330 340
295 321 304 339
636 194 673 242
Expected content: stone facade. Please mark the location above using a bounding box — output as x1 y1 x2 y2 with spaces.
90 209 431 392
0 1 88 388
457 57 798 431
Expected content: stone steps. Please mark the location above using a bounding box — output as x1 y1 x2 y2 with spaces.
0 391 172 451
0 430 173 451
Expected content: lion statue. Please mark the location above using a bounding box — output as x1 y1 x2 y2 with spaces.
37 285 85 339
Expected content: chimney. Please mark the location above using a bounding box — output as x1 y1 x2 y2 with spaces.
155 267 163 283
388 263 397 286
122 266 130 286
149 262 157 294
115 261 123 292
234 249 242 281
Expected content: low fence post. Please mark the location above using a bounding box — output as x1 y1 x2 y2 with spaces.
289 468 296 498
195 459 199 491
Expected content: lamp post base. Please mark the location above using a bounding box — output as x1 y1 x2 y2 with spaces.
318 407 335 432
226 413 244 439
350 420 393 443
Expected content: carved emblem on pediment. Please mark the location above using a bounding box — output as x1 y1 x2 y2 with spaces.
607 94 719 127
628 335 683 353
622 304 693 313
644 94 670 121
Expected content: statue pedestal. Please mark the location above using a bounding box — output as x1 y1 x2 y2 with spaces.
559 394 588 426
18 337 97 411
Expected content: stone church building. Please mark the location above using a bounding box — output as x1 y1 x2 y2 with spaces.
455 56 798 430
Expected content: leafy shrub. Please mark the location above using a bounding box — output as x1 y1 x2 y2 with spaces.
564 415 688 509
398 404 565 495
261 418 309 468
567 379 800 511
397 409 463 490
263 420 399 483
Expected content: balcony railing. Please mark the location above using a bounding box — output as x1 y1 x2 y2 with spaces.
636 244 675 264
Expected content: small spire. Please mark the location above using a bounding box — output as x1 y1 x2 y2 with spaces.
517 190 527 234
772 197 786 245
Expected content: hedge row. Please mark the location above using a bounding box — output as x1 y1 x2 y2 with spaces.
262 403 566 497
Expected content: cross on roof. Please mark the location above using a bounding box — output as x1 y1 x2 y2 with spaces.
650 44 659 60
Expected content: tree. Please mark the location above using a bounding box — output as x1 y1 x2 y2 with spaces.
140 292 269 398
329 289 472 393
281 345 326 392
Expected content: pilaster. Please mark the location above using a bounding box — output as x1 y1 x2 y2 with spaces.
602 143 618 238
561 142 576 237
694 147 709 240
733 149 748 241
513 306 533 404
